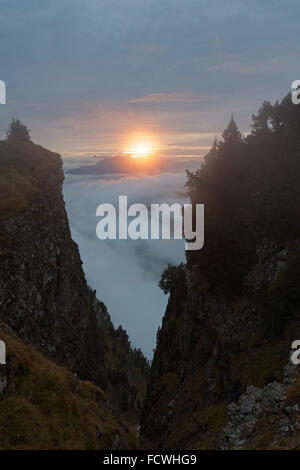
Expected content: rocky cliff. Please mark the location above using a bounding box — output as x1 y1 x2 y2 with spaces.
0 139 149 436
141 240 300 449
141 94 300 450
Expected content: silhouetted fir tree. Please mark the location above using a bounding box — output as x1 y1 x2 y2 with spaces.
6 118 31 142
251 100 274 136
218 115 243 152
204 137 218 165
185 92 300 294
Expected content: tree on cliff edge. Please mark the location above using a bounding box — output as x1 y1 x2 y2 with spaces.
6 118 31 142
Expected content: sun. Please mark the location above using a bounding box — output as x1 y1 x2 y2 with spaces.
123 135 156 158
125 145 152 158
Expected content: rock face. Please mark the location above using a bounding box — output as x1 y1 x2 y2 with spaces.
221 381 300 449
0 141 148 414
0 167 105 383
141 240 300 449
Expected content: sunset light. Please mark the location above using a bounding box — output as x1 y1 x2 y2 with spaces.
125 145 152 158
123 133 157 158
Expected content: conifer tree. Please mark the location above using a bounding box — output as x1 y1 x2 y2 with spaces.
6 118 31 142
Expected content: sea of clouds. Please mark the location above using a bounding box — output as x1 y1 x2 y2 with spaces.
63 158 196 358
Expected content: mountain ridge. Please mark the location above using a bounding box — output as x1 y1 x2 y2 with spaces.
67 154 203 176
0 140 149 445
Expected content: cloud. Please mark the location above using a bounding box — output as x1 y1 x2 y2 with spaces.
128 93 206 104
63 167 194 358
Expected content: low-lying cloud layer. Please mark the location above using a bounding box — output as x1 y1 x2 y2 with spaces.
63 167 189 358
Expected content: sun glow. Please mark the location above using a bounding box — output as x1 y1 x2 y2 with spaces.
123 134 157 158
125 145 152 158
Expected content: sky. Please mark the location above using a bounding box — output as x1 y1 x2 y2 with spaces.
0 0 299 157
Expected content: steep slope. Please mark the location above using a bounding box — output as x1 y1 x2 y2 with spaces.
141 94 300 449
0 322 137 450
0 139 148 422
141 242 300 449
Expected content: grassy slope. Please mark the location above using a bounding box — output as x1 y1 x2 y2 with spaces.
0 323 138 450
0 140 60 220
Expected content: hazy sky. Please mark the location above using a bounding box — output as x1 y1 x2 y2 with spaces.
0 0 299 156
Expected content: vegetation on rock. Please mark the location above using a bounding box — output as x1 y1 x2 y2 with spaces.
0 324 138 450
142 92 300 449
